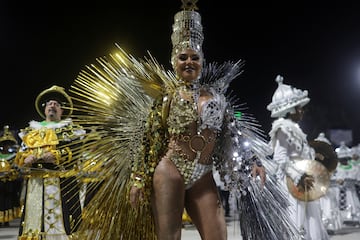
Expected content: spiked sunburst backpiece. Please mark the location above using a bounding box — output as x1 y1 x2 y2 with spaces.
63 1 301 239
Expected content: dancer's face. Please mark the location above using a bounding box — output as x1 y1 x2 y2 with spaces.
289 106 305 123
174 49 202 84
45 100 63 122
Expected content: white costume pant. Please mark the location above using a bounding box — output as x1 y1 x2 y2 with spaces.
320 187 342 231
283 177 329 240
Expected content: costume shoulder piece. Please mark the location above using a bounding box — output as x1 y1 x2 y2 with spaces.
269 118 307 147
200 60 244 94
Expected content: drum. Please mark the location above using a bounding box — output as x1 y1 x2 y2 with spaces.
309 140 338 172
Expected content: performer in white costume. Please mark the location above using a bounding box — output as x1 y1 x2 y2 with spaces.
350 144 360 201
267 75 330 240
314 132 342 234
334 142 360 225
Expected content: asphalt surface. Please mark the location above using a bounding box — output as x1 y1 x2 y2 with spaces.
2 218 360 240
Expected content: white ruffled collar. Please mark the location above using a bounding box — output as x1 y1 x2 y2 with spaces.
28 118 72 130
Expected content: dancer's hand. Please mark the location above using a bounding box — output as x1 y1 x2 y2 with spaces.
24 154 36 165
251 164 266 187
129 186 144 208
41 152 56 163
297 174 314 192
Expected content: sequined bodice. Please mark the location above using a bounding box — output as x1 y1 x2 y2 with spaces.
167 87 198 135
167 86 225 135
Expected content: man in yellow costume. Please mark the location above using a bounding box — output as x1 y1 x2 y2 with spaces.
15 85 85 240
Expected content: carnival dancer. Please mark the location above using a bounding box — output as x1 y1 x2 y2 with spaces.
267 75 330 239
334 141 360 226
64 1 298 239
0 125 21 227
14 85 86 240
350 144 360 201
314 132 342 234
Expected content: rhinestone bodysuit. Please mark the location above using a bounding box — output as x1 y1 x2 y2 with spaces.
166 85 226 188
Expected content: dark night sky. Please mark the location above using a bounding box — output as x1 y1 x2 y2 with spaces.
2 1 360 145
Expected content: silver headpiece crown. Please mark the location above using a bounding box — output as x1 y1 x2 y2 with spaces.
315 132 331 145
171 0 204 67
335 141 352 159
267 75 310 118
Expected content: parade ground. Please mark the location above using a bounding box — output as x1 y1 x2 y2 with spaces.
1 218 360 240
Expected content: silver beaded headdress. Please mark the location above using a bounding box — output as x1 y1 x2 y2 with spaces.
171 0 204 67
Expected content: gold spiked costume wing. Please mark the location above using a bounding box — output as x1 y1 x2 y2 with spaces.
64 45 177 239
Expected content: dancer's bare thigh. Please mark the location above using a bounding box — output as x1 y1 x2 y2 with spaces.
152 158 185 240
185 172 227 240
